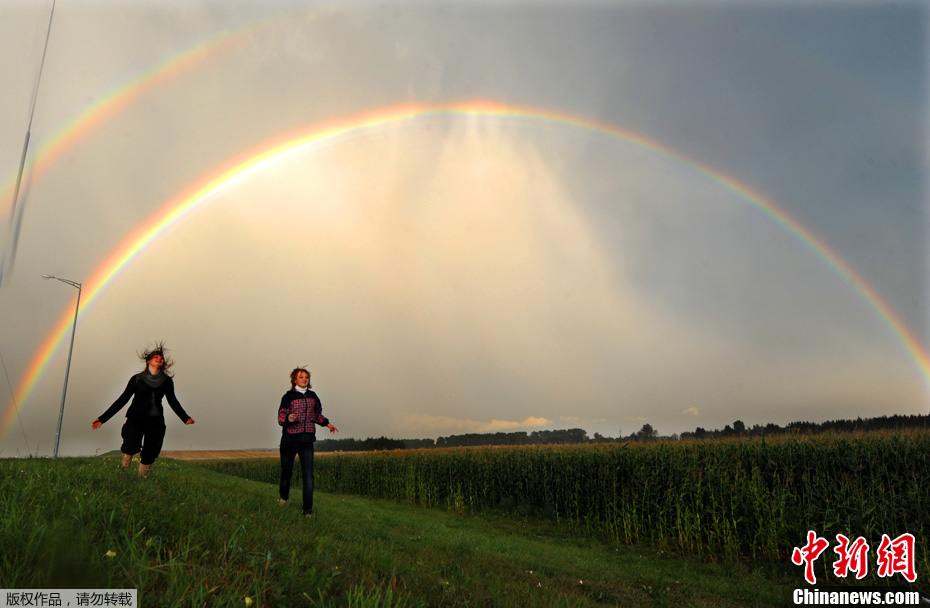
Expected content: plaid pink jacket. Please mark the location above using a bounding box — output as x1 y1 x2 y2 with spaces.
278 389 329 435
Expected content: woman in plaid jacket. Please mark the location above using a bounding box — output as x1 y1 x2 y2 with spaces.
278 366 337 516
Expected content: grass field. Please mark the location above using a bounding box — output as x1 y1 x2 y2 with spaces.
203 433 930 585
0 456 796 607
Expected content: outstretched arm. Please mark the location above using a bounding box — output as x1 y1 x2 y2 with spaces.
165 378 194 424
312 393 338 433
94 377 135 426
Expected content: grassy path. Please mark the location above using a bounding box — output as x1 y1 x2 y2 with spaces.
0 457 793 606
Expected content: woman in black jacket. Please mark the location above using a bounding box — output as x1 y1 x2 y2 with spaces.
91 344 195 476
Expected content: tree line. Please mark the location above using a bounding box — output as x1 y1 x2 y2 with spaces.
314 413 930 452
678 413 930 440
315 429 590 451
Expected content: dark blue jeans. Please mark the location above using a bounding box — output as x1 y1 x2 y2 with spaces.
279 435 315 514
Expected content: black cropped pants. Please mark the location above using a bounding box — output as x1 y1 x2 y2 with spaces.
120 416 166 465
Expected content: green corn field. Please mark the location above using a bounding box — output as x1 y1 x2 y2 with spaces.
202 431 930 584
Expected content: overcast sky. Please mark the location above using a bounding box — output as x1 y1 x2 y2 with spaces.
0 0 926 456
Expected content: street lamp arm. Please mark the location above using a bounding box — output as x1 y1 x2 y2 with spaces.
42 274 81 289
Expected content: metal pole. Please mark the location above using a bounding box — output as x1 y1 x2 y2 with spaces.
51 278 80 458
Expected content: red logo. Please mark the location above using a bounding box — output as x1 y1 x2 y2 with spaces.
792 531 917 585
833 534 869 580
876 533 916 583
792 530 830 585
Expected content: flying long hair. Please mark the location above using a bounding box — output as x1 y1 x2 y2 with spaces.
139 341 174 377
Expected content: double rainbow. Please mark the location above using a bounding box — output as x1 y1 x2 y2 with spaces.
3 99 928 438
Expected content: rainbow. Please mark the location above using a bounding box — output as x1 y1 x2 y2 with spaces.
4 100 927 436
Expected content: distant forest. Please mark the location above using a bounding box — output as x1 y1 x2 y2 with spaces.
314 413 930 452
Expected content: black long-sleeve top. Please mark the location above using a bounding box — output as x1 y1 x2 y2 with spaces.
98 373 191 423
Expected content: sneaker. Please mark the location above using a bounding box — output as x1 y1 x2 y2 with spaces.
303 512 314 518
278 499 288 507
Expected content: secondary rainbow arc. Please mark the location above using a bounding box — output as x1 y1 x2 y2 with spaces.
0 36 245 219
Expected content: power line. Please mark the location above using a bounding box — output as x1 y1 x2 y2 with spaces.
1 0 57 288
0 347 30 454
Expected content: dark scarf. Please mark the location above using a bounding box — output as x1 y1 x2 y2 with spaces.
141 369 167 388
